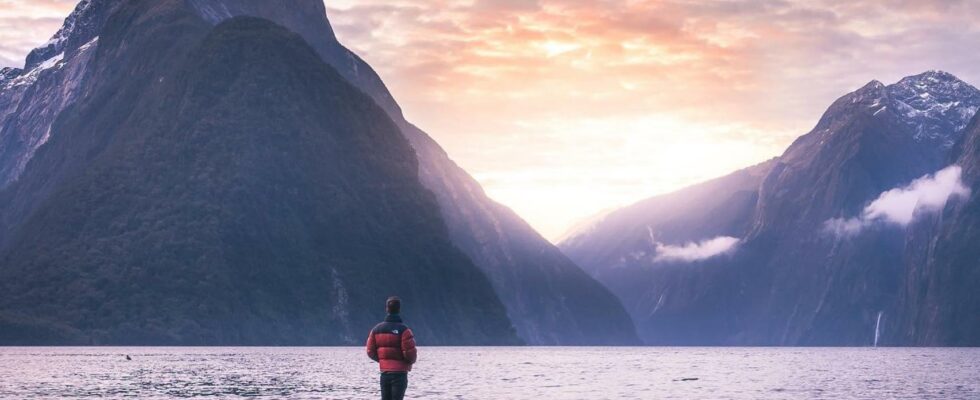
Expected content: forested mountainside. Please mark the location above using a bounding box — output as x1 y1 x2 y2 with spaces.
0 0 520 345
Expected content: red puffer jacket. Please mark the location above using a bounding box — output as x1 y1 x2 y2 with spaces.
366 314 417 372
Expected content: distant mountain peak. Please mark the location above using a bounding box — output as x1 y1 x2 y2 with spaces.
863 79 886 90
827 72 980 148
845 79 888 106
806 70 980 158
897 69 962 84
884 71 980 145
889 70 977 103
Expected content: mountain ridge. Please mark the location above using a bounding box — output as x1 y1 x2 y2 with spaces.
561 71 980 345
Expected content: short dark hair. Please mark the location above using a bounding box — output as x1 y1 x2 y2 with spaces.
386 296 401 314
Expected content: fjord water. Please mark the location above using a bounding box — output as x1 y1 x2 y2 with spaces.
1 347 977 399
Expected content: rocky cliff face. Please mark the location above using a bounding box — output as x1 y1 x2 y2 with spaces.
0 0 521 345
892 113 980 346
562 72 980 345
0 0 122 188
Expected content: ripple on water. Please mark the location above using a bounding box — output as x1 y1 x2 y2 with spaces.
0 347 978 399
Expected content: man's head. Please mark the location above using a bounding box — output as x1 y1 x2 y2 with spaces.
386 296 401 314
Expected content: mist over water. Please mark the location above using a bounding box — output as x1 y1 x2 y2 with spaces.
1 347 977 399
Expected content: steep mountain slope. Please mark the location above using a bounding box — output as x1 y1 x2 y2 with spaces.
562 72 980 345
893 113 980 346
562 159 775 275
558 160 775 345
177 0 640 345
0 0 519 345
0 0 121 188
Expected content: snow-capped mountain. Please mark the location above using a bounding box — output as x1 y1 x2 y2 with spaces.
885 70 980 146
781 71 980 169
561 72 980 346
0 0 120 188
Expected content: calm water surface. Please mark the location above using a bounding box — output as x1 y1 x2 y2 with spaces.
0 347 977 399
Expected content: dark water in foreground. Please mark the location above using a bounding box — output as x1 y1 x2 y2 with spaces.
0 347 977 399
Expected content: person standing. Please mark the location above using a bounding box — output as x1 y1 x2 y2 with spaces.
366 296 417 400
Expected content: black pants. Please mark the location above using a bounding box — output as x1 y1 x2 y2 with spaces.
380 372 408 400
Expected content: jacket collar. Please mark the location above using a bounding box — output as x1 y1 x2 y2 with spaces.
384 313 403 323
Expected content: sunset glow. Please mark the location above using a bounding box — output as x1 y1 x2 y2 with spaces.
4 0 980 240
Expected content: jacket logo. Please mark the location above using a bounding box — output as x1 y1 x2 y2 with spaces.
393 329 399 334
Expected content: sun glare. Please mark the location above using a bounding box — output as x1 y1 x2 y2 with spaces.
538 40 581 57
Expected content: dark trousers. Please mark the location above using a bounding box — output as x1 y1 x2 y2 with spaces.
380 372 408 400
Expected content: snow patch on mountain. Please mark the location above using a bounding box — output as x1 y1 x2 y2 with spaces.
79 36 99 52
883 71 980 147
25 0 98 69
4 53 65 89
0 2 106 188
0 68 23 86
38 0 94 48
19 0 118 76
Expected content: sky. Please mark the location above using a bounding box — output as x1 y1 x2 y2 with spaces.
3 1 980 241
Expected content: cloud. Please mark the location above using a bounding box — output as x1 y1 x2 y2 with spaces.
5 1 980 241
322 0 980 240
651 235 741 263
825 165 971 236
823 217 866 236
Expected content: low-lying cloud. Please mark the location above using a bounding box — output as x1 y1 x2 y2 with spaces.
653 236 741 263
825 165 971 236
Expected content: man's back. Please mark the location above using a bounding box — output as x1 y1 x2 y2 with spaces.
366 296 417 400
366 314 417 372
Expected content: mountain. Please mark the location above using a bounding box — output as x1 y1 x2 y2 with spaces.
0 0 524 345
561 71 980 345
561 159 776 275
173 0 640 345
0 0 638 345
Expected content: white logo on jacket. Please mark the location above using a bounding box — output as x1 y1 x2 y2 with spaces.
393 329 399 334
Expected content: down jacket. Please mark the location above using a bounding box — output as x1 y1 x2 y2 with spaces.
366 314 417 372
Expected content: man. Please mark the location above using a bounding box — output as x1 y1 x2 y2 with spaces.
366 296 417 400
